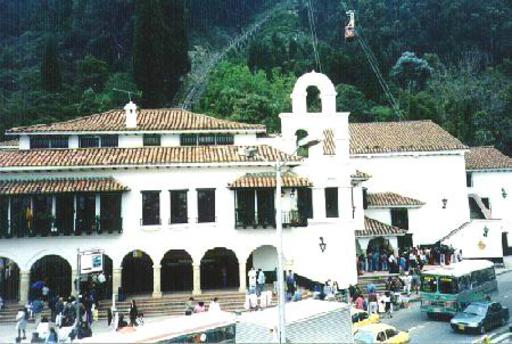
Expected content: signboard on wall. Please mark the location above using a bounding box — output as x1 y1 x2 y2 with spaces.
80 252 103 274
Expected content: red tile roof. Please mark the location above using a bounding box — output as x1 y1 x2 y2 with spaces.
349 120 467 154
0 145 301 170
355 217 406 237
465 146 512 170
0 178 128 195
7 108 266 133
367 192 425 208
229 172 312 188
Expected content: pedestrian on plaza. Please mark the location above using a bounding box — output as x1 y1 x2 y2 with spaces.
257 269 266 295
15 307 28 341
97 271 106 300
323 280 334 300
368 291 378 315
372 251 380 271
129 300 138 326
355 294 365 310
286 270 296 300
381 252 389 271
194 301 206 313
45 327 58 344
402 271 413 295
456 249 463 262
32 297 45 328
399 255 406 273
42 282 50 302
383 291 393 318
248 267 257 293
208 297 221 312
185 297 194 316
367 249 374 272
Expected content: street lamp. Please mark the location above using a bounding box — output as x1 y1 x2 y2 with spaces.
239 138 321 344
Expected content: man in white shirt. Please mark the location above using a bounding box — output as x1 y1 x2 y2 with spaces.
208 298 221 312
248 267 257 293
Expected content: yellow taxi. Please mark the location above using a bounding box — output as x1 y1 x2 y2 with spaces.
353 323 410 344
351 308 380 333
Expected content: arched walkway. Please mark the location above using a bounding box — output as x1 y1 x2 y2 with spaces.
0 257 20 301
161 250 193 292
80 254 113 301
30 255 71 299
246 245 278 284
121 250 153 295
368 237 394 255
200 248 239 290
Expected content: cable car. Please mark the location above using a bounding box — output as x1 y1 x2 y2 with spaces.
345 10 356 42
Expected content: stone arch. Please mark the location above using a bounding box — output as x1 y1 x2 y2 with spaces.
200 247 239 290
0 257 20 301
160 249 193 292
121 250 153 295
24 249 74 272
291 71 337 114
246 245 279 285
30 254 72 298
367 237 394 255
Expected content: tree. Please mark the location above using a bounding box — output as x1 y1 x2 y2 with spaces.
390 51 433 91
133 0 189 107
77 55 109 92
40 34 62 92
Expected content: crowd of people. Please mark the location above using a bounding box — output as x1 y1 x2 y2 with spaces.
358 245 463 275
14 270 110 343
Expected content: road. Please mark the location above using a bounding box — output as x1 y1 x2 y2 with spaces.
384 271 512 343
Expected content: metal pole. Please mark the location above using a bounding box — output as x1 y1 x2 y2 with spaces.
76 249 81 297
275 160 286 343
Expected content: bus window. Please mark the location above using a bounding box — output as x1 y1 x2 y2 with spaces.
421 275 437 292
438 277 458 294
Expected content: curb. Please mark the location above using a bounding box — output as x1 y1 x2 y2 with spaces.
496 269 512 277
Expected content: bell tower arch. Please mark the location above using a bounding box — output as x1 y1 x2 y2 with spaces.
291 71 337 114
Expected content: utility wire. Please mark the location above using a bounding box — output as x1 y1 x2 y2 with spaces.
306 0 322 72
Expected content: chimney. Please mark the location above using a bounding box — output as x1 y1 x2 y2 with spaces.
124 101 137 128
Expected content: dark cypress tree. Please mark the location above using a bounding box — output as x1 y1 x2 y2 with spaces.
133 0 189 107
40 34 62 92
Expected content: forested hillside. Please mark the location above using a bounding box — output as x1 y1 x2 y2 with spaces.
0 0 511 155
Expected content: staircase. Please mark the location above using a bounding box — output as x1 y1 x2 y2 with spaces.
96 291 251 320
357 274 398 296
0 291 267 323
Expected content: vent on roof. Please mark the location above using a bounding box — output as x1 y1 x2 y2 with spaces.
124 101 137 128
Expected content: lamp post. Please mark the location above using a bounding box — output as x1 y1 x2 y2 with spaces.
240 138 320 344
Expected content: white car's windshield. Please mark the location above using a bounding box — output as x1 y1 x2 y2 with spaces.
354 331 375 344
463 304 487 316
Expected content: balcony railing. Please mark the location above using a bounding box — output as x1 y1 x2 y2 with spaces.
0 216 122 238
235 209 308 229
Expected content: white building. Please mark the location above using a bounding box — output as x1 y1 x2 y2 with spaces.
0 71 509 305
0 72 360 304
441 147 512 260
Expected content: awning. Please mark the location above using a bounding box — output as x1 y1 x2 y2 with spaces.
0 178 129 195
229 172 313 189
355 217 406 238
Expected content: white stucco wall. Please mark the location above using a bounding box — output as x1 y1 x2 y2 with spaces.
352 152 470 245
468 170 512 222
444 220 504 259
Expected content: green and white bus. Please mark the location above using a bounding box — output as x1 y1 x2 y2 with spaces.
420 260 497 317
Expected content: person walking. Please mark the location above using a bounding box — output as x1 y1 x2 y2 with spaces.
368 291 378 315
129 300 138 326
257 269 266 295
15 307 28 341
248 267 257 293
45 327 58 344
383 291 393 318
354 294 365 310
286 270 296 300
97 271 106 300
32 297 44 328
